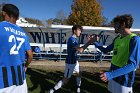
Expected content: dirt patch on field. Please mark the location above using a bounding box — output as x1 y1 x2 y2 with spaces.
29 60 111 73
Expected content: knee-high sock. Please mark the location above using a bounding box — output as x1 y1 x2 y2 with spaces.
76 77 81 87
54 80 63 90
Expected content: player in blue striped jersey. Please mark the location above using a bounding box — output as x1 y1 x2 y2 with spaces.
94 14 140 93
49 25 95 93
0 4 32 93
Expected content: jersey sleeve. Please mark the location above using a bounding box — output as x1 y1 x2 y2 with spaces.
93 42 114 53
93 36 119 53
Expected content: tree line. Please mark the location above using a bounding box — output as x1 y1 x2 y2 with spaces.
0 0 113 27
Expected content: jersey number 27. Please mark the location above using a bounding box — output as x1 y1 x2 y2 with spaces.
9 35 25 55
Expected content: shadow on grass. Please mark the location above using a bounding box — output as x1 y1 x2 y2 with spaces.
26 68 140 93
26 68 64 93
133 71 140 93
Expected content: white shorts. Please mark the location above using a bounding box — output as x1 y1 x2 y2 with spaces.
108 80 133 93
0 79 28 93
64 61 80 78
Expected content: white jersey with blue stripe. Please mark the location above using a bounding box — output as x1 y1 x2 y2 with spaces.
66 36 79 64
0 21 31 88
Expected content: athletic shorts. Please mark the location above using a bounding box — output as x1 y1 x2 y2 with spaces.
64 61 80 78
108 80 133 93
0 79 27 93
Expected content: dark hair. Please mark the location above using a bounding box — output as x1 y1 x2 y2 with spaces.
72 25 83 33
113 14 133 28
2 4 19 19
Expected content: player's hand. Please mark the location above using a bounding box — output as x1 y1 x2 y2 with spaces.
87 34 99 43
87 35 92 41
100 72 108 82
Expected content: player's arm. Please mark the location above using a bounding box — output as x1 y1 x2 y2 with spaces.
94 42 114 54
74 41 91 53
24 36 33 69
105 36 140 81
75 35 98 53
93 35 119 53
25 50 33 68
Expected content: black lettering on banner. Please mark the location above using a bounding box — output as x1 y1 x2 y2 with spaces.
29 32 42 43
29 31 110 45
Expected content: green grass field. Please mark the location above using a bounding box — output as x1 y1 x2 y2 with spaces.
26 67 140 93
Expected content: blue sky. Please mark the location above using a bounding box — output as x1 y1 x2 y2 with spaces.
5 0 140 28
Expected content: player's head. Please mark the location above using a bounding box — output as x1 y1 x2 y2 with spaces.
113 14 133 33
2 4 19 21
72 25 83 37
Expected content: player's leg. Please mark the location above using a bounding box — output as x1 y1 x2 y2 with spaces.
50 78 69 92
48 63 76 93
73 61 81 93
48 80 64 93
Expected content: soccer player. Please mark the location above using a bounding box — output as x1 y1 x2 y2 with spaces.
0 4 32 93
48 25 95 93
93 14 140 93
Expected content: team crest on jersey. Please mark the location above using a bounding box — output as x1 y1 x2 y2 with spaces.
72 41 75 44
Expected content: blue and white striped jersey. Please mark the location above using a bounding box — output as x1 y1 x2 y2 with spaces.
66 36 79 64
0 21 31 88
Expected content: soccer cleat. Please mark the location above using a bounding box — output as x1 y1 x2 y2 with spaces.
77 88 80 93
48 89 54 93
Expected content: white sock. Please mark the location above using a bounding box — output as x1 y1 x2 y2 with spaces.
49 89 54 93
54 80 63 90
76 77 81 87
